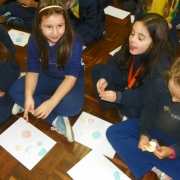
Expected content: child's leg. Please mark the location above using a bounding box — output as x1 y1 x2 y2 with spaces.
106 118 154 179
8 76 25 108
9 73 85 122
152 157 180 179
44 76 85 123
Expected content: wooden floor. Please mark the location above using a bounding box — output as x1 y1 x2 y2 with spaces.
1 1 180 180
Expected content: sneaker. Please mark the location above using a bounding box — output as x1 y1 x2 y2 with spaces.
152 167 173 180
176 24 180 30
0 11 11 23
12 103 24 115
51 116 74 142
1 12 11 17
7 17 24 27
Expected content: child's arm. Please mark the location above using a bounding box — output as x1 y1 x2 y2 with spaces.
23 72 39 122
33 75 76 119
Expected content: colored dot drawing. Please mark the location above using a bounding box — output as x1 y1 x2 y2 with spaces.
16 37 22 42
25 146 32 154
92 131 101 139
38 142 43 146
38 148 47 156
21 130 32 138
15 145 21 151
113 171 121 180
19 33 24 37
88 118 94 124
80 117 86 123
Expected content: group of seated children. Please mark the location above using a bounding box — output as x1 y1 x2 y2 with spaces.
0 0 180 179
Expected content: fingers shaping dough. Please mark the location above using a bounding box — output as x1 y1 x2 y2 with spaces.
144 141 156 152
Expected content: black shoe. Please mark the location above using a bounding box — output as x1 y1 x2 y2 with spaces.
7 17 24 27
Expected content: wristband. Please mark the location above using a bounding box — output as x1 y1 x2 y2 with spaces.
168 146 176 159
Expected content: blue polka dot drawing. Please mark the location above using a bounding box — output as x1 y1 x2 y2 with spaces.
16 37 22 42
38 148 47 156
113 171 121 180
38 142 43 146
92 131 101 139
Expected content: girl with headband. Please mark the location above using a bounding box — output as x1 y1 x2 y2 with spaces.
9 0 85 142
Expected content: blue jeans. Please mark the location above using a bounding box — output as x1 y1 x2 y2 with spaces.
8 2 37 29
9 72 85 124
106 118 180 179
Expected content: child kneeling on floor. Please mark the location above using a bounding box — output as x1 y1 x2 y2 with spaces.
106 57 180 179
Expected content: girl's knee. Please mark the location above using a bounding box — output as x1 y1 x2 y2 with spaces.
106 123 123 141
8 78 25 98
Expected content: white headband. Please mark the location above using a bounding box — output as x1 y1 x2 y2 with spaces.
39 5 63 14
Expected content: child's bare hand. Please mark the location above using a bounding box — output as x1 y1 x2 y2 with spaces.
138 135 149 151
96 78 107 93
153 146 173 159
34 100 54 119
23 96 34 122
99 90 117 102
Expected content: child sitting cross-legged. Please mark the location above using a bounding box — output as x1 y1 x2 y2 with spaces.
106 57 180 179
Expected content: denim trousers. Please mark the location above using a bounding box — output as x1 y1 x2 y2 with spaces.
106 118 180 179
9 72 85 124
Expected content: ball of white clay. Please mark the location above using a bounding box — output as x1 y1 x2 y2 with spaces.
144 141 156 152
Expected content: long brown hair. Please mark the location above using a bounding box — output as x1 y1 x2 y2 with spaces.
137 0 178 18
33 0 74 70
118 13 175 88
0 42 11 62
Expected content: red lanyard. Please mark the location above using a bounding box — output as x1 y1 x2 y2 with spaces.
127 56 142 88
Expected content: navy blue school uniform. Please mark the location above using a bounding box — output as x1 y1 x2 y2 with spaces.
106 77 180 179
8 0 39 29
91 47 172 118
0 24 20 123
67 0 105 46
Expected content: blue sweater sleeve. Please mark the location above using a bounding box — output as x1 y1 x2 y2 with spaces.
27 35 41 73
65 35 83 77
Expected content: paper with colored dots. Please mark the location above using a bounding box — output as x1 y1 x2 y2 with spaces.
67 150 131 180
72 111 115 158
8 29 30 47
0 117 56 170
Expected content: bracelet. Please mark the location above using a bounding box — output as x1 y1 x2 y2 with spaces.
168 146 176 159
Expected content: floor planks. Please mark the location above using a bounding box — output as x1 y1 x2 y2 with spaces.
1 0 180 179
